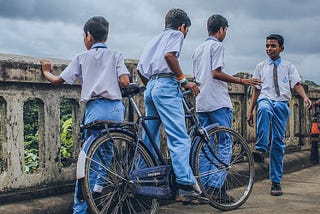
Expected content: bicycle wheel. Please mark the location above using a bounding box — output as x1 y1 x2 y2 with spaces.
192 126 254 211
81 131 158 214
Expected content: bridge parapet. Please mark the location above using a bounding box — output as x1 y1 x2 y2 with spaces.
0 53 319 203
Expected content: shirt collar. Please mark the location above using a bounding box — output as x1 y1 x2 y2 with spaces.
91 43 107 49
268 57 281 66
206 36 219 42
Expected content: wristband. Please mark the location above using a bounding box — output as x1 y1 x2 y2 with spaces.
239 78 243 84
180 78 189 86
177 74 185 81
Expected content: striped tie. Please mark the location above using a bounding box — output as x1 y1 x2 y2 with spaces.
273 63 280 96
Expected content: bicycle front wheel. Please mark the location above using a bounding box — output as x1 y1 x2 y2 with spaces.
193 126 254 211
81 131 158 214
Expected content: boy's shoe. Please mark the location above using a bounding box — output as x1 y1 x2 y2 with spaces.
252 149 265 163
270 182 283 196
176 184 208 204
207 186 234 203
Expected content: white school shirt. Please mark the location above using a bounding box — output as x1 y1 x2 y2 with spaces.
253 58 301 102
137 29 184 79
60 43 130 103
192 36 232 112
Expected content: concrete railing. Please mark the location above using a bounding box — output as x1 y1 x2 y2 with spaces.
0 53 319 203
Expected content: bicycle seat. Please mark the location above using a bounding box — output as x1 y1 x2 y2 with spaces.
121 83 146 97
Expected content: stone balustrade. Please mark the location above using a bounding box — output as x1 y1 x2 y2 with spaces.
0 53 319 203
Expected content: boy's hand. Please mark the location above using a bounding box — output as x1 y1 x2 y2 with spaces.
183 81 200 96
40 59 53 73
247 112 254 127
242 78 262 87
304 97 312 110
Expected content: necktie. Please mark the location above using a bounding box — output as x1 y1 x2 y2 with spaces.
273 63 280 96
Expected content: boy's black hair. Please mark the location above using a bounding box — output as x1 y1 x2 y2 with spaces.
83 16 109 42
267 34 284 47
207 14 228 35
165 9 191 30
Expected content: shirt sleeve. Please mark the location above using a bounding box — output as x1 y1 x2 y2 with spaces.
252 62 262 90
116 52 130 77
165 31 184 57
288 63 301 88
60 55 81 84
210 43 225 71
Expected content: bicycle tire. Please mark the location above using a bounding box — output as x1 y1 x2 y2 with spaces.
81 131 158 214
192 126 254 211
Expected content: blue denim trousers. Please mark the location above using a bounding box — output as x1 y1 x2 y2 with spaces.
197 108 233 188
143 77 196 185
256 98 290 183
73 99 125 214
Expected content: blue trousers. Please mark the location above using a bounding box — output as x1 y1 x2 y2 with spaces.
256 99 290 183
143 77 196 185
197 108 233 188
73 99 125 214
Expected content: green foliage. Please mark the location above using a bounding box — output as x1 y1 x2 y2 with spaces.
60 100 73 167
23 99 40 174
21 98 74 172
60 118 73 160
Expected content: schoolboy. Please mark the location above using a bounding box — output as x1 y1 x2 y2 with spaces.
137 8 202 202
247 34 312 196
192 14 261 202
41 16 130 213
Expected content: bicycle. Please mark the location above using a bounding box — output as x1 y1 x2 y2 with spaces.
76 83 255 213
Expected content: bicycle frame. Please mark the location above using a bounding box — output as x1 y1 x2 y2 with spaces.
126 89 208 167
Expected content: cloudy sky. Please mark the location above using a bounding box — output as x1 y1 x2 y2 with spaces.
0 0 319 84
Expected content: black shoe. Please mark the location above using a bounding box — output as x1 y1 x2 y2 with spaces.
176 184 208 204
271 182 283 196
207 186 234 203
252 149 265 163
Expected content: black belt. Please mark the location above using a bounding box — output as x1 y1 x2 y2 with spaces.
149 73 176 80
86 96 109 105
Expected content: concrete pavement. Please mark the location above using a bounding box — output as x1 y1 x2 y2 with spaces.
158 164 320 214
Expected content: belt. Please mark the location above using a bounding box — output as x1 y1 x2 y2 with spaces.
86 96 109 105
149 73 176 80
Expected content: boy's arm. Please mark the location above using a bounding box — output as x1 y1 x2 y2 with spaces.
164 52 200 96
247 88 260 127
119 74 130 88
40 60 65 85
293 82 312 109
212 67 262 87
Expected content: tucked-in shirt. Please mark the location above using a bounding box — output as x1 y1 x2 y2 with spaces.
253 57 301 102
60 43 130 102
192 36 232 112
137 29 184 79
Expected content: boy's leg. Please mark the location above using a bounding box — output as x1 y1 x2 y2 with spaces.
256 99 273 152
73 180 87 214
73 100 125 213
151 78 196 185
270 101 290 183
143 81 161 157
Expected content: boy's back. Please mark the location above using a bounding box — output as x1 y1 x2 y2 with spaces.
62 44 129 102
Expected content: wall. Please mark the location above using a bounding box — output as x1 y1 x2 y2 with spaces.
0 53 319 203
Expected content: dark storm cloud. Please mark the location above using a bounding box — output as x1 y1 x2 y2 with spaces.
0 0 319 83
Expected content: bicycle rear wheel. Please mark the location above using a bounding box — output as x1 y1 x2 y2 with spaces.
192 126 254 211
81 131 158 214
